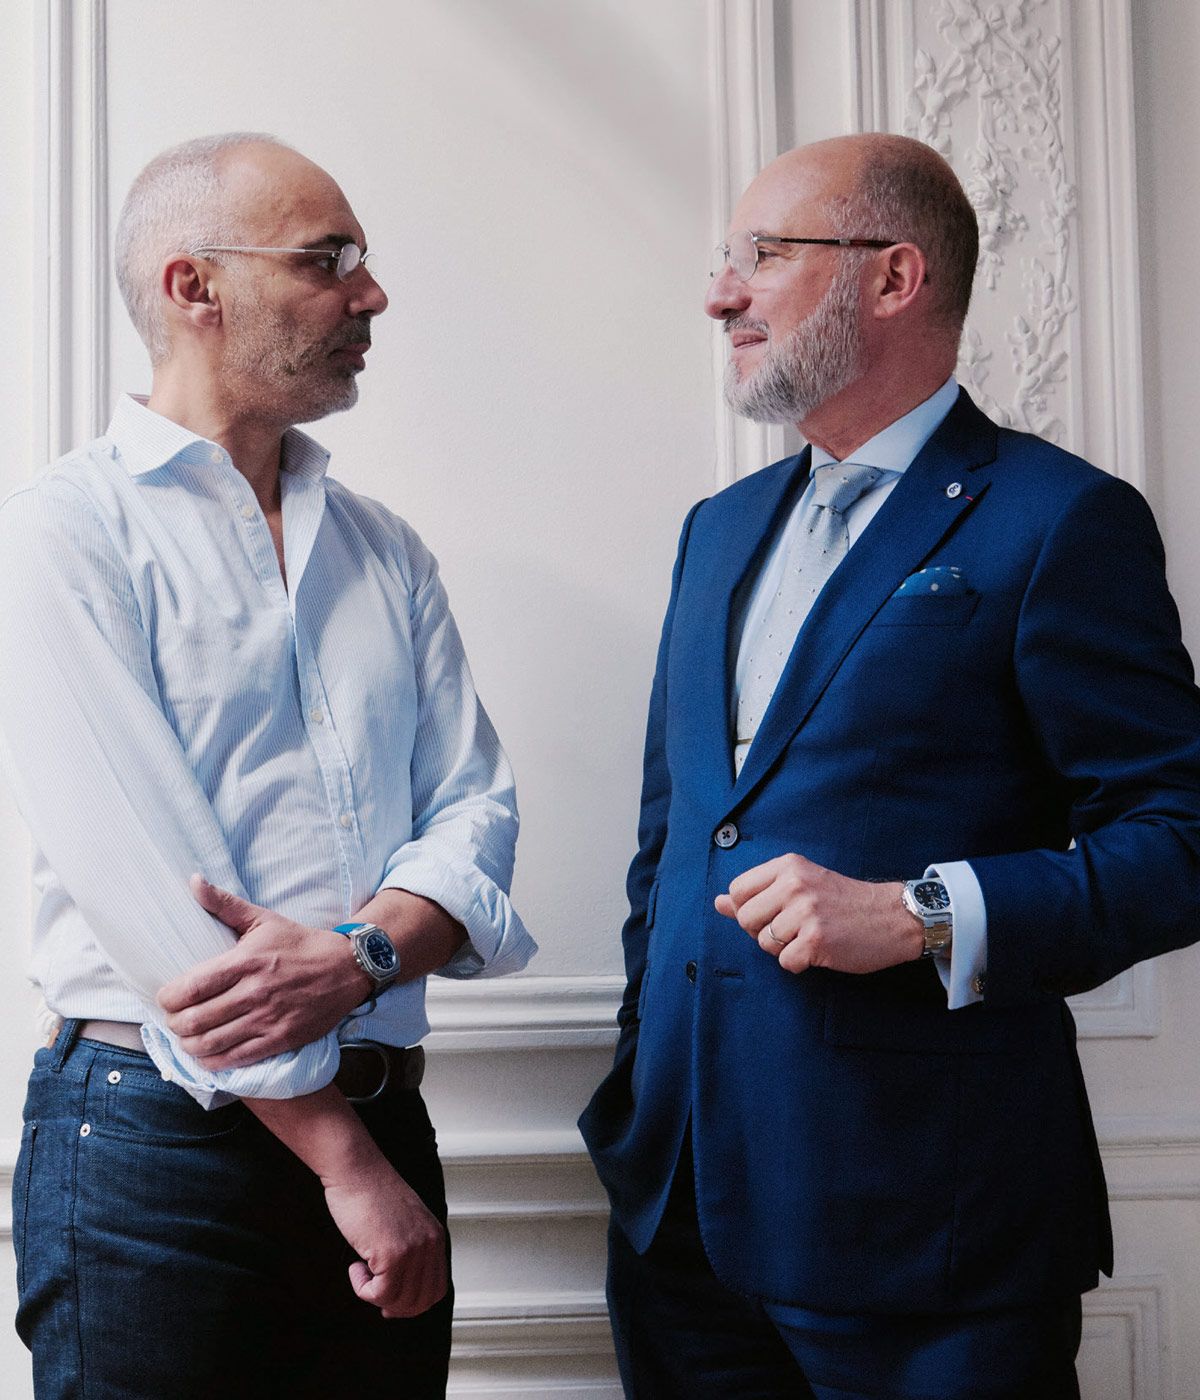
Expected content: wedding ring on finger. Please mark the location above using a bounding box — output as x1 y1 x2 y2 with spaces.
764 921 786 949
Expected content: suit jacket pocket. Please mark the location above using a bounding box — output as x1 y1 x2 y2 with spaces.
824 992 1039 1055
872 592 980 626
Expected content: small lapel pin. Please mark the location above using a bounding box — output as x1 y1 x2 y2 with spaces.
945 482 962 499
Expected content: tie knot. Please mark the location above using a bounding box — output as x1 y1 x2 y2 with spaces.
810 461 883 514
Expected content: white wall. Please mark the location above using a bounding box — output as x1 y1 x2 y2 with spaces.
2 2 1198 1396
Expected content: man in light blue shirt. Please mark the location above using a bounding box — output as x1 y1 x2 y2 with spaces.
0 133 535 1398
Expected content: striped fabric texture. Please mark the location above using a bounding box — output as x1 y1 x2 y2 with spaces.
0 396 536 1107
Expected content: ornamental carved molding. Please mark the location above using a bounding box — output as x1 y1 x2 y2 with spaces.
905 0 1077 443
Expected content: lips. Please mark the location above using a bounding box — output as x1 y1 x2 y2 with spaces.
730 331 766 349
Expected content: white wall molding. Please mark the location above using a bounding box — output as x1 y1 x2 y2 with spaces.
706 0 794 486
426 967 1157 1048
35 0 109 468
1081 1276 1168 1400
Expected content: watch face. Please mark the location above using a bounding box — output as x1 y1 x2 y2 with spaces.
363 930 398 975
912 880 951 914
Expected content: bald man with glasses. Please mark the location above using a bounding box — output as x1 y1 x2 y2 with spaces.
0 133 535 1399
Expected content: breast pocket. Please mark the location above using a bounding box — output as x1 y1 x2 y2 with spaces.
872 592 980 627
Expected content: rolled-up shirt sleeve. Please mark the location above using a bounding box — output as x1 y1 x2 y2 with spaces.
377 545 537 980
0 484 339 1107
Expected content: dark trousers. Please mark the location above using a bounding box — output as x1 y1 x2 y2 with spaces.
607 1136 1082 1400
13 1020 453 1399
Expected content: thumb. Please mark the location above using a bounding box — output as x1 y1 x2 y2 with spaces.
190 874 262 937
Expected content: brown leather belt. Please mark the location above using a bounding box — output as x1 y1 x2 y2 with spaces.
73 1021 423 1103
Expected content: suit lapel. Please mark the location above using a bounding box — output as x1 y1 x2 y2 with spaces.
731 391 998 801
676 450 813 797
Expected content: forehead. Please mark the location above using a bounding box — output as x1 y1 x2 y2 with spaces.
221 145 363 244
730 148 855 234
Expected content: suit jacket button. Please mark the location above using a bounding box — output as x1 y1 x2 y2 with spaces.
714 822 739 848
685 961 698 983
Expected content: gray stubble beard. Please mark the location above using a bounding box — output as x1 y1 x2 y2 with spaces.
723 257 867 426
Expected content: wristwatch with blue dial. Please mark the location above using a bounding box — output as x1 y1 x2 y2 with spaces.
901 878 953 958
333 922 401 993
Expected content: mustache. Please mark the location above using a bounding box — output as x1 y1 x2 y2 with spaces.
724 315 769 338
330 321 373 349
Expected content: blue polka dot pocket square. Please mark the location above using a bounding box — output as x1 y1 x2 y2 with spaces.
875 566 978 626
892 565 970 597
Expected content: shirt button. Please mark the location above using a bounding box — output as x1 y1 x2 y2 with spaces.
972 973 987 996
339 813 353 829
714 822 739 849
209 448 223 465
685 960 697 983
310 708 325 725
240 504 256 520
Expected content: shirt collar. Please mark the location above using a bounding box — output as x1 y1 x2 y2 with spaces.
105 394 331 482
809 375 959 476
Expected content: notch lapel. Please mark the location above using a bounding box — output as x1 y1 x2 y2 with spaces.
672 450 813 799
731 392 998 802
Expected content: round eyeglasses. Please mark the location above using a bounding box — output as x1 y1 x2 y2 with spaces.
186 242 374 281
711 230 897 282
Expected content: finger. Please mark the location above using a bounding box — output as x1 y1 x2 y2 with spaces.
732 884 788 937
726 857 789 907
714 893 738 919
163 981 259 1034
190 874 263 937
186 1026 274 1068
778 936 813 976
157 954 245 1014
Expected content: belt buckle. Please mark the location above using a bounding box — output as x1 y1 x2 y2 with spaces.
341 1042 391 1104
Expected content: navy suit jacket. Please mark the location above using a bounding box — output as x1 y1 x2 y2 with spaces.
580 390 1200 1314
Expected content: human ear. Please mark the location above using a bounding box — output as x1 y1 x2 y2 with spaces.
870 242 927 321
162 256 221 331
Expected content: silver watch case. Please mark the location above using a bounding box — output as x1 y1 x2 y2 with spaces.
901 879 953 958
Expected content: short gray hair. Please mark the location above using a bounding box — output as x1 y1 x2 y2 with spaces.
827 137 979 333
114 132 292 364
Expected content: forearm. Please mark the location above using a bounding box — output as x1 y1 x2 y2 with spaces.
354 887 467 980
243 1083 387 1185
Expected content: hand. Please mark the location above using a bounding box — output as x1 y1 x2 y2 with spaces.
156 876 372 1067
322 1157 448 1318
714 854 923 975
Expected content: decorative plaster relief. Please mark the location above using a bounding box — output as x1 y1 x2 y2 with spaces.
906 0 1076 442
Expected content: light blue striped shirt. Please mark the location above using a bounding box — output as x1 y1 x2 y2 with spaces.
0 395 537 1106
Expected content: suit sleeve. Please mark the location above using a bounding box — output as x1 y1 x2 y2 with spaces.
616 500 705 1037
968 472 1200 1005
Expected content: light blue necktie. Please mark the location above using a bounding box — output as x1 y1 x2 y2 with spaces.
734 461 883 775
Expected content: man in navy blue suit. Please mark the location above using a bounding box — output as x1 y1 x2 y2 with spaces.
580 133 1200 1398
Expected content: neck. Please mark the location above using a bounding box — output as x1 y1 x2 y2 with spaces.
147 362 286 509
800 355 955 462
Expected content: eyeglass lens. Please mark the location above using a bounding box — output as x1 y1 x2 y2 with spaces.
710 230 758 282
336 244 364 280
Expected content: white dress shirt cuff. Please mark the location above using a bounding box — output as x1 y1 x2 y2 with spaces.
139 1022 342 1110
926 860 987 1009
379 850 538 980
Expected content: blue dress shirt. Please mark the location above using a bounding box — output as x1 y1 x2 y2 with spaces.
0 396 537 1105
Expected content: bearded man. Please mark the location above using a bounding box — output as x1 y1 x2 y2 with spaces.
0 133 535 1399
580 133 1200 1399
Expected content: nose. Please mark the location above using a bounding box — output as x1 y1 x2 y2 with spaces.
705 262 750 321
348 266 388 318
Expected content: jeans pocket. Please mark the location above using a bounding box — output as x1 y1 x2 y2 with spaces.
94 1065 247 1146
12 1120 37 1297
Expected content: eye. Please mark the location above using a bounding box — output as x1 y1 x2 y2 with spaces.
311 251 341 274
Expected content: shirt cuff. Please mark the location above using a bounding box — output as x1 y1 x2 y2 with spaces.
139 1022 342 1109
378 848 538 980
926 860 987 1010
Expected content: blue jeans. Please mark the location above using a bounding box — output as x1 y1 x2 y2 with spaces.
12 1020 453 1399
